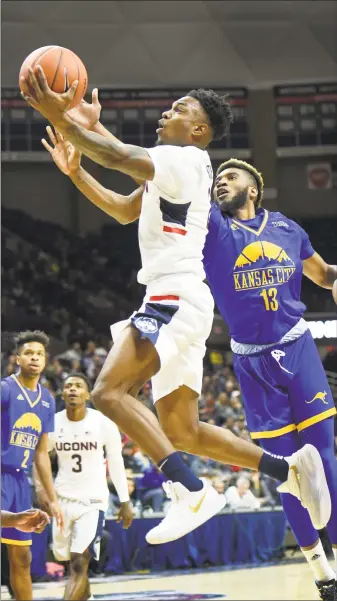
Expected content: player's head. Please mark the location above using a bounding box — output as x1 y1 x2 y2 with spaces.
214 159 264 215
62 373 91 409
14 330 49 377
156 89 233 149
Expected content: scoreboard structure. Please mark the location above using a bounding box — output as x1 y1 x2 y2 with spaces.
1 87 250 158
275 83 337 149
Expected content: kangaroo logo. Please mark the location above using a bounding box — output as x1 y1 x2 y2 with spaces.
305 391 328 405
271 349 293 374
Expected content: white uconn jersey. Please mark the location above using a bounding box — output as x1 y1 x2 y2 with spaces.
137 145 213 285
49 409 127 511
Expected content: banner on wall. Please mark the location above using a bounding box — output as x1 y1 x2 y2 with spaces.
307 163 332 189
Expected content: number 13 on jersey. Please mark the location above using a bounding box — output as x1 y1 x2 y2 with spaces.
260 287 279 311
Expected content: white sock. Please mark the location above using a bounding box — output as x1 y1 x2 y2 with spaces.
302 540 335 582
333 547 337 577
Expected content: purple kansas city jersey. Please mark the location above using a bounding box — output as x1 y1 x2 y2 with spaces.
203 205 315 345
1 374 55 470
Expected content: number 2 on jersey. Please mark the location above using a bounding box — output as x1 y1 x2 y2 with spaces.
71 454 82 473
21 449 30 469
260 288 279 311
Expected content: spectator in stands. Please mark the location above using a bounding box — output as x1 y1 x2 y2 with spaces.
225 476 261 510
250 472 281 508
140 465 166 513
122 442 150 472
214 392 234 425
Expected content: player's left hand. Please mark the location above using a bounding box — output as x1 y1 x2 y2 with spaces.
67 88 101 130
116 501 133 529
15 509 50 533
20 65 78 123
50 500 64 533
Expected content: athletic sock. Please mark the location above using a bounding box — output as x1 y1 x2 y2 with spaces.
258 451 289 482
158 451 203 492
302 540 335 582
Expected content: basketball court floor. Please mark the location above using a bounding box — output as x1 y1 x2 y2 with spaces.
0 558 325 600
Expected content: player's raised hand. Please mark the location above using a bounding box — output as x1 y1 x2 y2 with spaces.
20 65 78 123
14 509 50 533
42 126 82 176
116 501 134 529
67 88 101 130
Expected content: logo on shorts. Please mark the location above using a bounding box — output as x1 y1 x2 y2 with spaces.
270 349 293 374
135 316 158 334
305 391 328 405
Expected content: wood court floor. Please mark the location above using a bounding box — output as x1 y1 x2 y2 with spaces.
1 559 327 600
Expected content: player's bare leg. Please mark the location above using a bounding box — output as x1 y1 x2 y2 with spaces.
91 326 179 463
64 551 91 601
7 545 33 601
156 385 264 469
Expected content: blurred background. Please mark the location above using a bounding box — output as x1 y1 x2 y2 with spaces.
1 0 337 590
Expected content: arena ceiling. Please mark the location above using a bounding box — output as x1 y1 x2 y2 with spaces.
2 0 337 88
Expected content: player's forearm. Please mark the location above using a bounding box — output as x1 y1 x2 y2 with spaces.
34 452 57 503
324 265 337 289
91 120 121 145
54 113 127 168
1 511 20 528
70 167 142 224
107 454 130 503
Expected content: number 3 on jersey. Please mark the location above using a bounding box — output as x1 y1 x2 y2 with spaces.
260 288 279 311
72 454 82 473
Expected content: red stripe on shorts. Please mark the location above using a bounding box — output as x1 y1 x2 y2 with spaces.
163 225 187 236
149 295 180 301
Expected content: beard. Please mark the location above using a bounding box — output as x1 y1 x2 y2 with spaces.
217 188 248 216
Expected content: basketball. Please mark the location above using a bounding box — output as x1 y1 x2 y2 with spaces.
19 46 88 109
332 279 337 305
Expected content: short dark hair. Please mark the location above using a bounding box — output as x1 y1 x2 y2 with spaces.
63 372 91 392
216 158 264 207
188 88 234 140
14 330 49 354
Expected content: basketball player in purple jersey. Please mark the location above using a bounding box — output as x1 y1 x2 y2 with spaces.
203 159 337 600
24 71 331 548
1 331 63 600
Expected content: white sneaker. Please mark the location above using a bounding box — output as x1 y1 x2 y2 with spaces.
277 444 331 530
145 477 226 545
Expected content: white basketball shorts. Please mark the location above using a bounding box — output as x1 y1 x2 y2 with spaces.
52 497 105 562
110 276 214 402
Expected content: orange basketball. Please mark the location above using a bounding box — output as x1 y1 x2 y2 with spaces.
19 46 88 109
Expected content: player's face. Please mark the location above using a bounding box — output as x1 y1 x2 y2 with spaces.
16 342 46 376
63 377 90 408
214 168 253 214
156 96 208 146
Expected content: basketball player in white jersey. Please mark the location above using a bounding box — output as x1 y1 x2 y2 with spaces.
47 373 132 601
24 72 331 546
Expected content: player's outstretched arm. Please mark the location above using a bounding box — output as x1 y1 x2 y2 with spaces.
42 127 143 224
303 252 337 289
103 418 133 529
34 434 64 531
21 66 155 181
1 509 50 533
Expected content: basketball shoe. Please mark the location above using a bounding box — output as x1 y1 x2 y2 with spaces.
278 444 331 530
145 477 226 545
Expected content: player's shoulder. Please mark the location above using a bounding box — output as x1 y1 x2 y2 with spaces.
54 409 66 424
40 385 56 410
208 202 229 230
1 375 12 387
96 409 120 431
150 144 208 165
268 211 301 231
